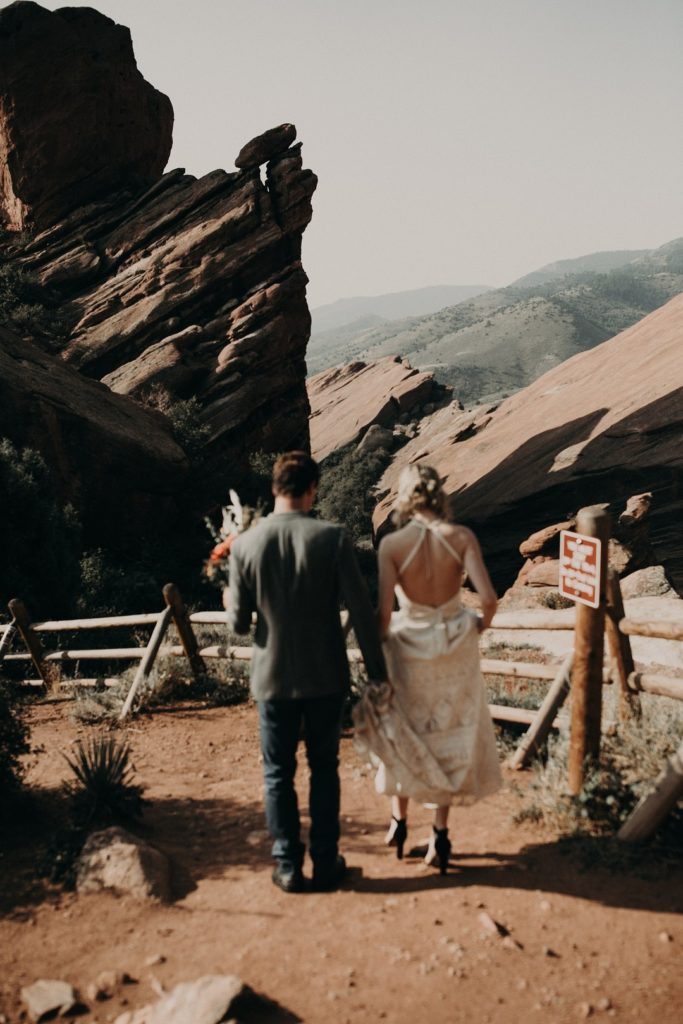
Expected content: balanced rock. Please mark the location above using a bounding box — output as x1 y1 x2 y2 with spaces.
76 827 171 902
0 1 173 231
235 123 297 169
1 8 317 486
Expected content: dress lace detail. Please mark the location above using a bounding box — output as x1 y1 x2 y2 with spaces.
354 586 502 807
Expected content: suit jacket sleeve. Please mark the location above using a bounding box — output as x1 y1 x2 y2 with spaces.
338 530 388 682
227 543 255 635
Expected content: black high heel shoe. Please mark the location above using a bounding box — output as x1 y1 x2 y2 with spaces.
425 826 451 875
385 816 407 859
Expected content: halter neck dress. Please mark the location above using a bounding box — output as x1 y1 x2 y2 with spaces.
354 519 502 806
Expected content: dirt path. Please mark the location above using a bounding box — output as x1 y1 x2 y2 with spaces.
1 701 681 1023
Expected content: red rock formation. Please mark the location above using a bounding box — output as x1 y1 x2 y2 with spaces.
0 2 173 231
0 323 188 544
0 3 318 481
374 293 683 592
307 357 442 460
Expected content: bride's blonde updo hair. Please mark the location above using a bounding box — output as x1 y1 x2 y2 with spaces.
394 463 449 525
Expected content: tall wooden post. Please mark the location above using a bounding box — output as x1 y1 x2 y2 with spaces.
604 569 641 721
7 599 52 689
568 507 611 794
163 583 204 679
119 606 174 720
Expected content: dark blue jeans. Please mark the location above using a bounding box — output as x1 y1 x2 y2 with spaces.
258 693 346 872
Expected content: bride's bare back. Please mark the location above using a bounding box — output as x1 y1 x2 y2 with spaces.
377 515 498 637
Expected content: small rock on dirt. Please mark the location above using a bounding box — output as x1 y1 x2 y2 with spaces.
478 911 506 937
658 931 673 943
113 974 247 1024
21 979 78 1022
77 827 171 902
579 1002 594 1018
144 954 166 967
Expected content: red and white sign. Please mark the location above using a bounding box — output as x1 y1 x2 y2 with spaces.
559 530 602 609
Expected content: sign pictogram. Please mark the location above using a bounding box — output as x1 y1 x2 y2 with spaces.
559 530 602 609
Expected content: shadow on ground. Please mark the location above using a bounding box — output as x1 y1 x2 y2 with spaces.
345 833 683 914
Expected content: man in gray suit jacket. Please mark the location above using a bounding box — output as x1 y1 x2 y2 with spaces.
227 451 387 893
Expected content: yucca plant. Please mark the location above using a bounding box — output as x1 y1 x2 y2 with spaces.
63 733 144 827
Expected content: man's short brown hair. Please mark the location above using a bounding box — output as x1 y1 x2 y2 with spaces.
272 451 320 497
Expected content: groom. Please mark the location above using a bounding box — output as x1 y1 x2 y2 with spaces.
227 451 387 893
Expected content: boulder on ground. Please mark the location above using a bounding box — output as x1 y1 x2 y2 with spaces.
357 424 394 455
113 974 249 1024
20 979 78 1022
76 827 171 902
620 566 673 600
519 521 574 558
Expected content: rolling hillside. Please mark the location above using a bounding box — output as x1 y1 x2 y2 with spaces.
308 239 683 404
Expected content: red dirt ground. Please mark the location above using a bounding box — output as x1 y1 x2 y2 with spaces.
1 700 681 1023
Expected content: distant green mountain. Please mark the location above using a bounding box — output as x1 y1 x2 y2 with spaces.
510 248 650 289
307 284 490 375
308 239 683 404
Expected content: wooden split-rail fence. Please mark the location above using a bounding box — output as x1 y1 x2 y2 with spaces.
1 509 682 843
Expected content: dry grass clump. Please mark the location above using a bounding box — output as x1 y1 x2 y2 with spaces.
514 689 683 866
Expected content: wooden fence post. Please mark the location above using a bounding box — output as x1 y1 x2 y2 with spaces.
508 653 574 770
119 606 174 721
568 506 611 794
605 569 641 721
7 599 52 689
163 583 204 679
618 737 683 842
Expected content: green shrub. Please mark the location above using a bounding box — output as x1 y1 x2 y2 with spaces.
0 438 81 615
0 263 70 352
140 385 209 459
63 733 144 827
316 444 391 543
0 684 30 811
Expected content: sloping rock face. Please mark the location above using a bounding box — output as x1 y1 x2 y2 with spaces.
1 4 317 479
0 2 173 231
0 323 188 542
307 356 444 460
374 293 683 593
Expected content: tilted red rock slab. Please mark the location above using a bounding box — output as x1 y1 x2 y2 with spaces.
373 293 683 592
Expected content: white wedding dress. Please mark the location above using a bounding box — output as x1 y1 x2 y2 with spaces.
354 520 502 807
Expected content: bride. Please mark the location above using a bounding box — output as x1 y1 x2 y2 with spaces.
354 464 502 874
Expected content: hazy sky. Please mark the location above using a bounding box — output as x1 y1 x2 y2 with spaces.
40 0 683 307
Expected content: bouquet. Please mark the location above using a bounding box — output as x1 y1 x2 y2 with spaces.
204 489 262 589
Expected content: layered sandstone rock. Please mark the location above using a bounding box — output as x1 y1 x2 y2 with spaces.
0 323 188 543
1 3 317 480
0 1 173 231
307 356 444 460
374 293 683 593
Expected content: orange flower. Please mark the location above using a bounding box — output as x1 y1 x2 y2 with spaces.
209 533 238 562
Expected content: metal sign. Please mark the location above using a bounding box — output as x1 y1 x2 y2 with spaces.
559 530 602 609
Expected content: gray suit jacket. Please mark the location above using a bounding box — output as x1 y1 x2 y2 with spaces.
227 511 387 700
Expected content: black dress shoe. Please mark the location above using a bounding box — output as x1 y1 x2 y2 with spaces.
271 863 305 893
312 854 347 892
